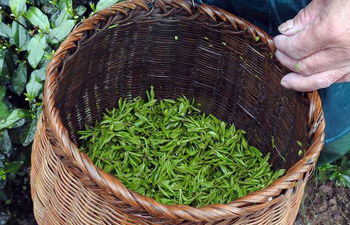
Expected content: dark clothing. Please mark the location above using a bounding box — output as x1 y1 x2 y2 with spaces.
200 0 350 165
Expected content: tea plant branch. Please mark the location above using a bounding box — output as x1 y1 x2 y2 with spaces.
0 39 17 55
0 39 28 60
0 8 30 31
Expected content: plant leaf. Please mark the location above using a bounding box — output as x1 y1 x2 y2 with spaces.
58 0 72 11
343 175 350 188
75 5 87 16
96 0 122 11
26 73 43 98
31 66 47 82
48 20 76 44
5 161 23 173
330 171 338 181
9 0 26 17
0 109 26 130
20 118 37 146
12 16 27 49
12 62 27 95
25 7 50 32
0 86 6 101
0 49 5 76
0 22 12 38
0 103 9 122
0 130 12 155
55 10 71 27
1 50 16 81
10 118 26 129
27 34 47 69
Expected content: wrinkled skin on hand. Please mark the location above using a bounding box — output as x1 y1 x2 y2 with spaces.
274 0 350 92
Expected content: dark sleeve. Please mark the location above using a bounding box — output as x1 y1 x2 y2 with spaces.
200 0 310 36
200 0 350 150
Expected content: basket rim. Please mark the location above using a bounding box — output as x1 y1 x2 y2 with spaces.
42 0 325 221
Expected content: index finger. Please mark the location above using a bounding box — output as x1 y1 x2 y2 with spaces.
274 21 329 60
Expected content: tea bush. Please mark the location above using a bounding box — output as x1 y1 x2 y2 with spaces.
0 0 123 223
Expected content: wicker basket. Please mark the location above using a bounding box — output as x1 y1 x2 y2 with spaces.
30 0 325 224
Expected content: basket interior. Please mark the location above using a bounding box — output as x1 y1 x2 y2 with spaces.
54 17 310 170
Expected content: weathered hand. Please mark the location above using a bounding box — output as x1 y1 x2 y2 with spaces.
274 0 350 92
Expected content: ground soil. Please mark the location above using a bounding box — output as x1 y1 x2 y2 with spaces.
295 177 350 225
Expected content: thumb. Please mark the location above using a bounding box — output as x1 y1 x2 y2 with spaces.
278 0 323 36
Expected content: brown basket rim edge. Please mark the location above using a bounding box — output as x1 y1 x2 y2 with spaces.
41 0 325 222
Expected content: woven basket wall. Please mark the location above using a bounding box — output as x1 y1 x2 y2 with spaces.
30 0 325 224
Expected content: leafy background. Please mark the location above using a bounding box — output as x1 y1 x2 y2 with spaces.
0 0 349 224
0 0 122 223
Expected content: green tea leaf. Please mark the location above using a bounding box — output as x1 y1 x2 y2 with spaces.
298 150 303 156
296 61 301 72
20 118 37 146
26 74 43 99
31 66 47 81
48 19 76 44
12 16 27 49
75 5 87 16
27 34 47 69
343 175 350 189
0 130 12 155
9 0 26 17
96 0 122 11
0 86 6 101
0 22 12 38
5 161 23 173
28 34 47 69
78 88 285 207
0 103 9 122
0 50 5 76
1 50 16 81
10 117 26 129
0 109 26 130
55 10 71 27
12 62 27 95
25 7 50 32
297 141 303 147
330 172 338 181
58 0 72 11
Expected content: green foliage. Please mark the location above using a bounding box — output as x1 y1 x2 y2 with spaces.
0 22 11 38
79 88 285 207
27 33 47 68
95 0 122 12
25 7 50 32
317 153 350 189
0 0 116 222
48 19 75 43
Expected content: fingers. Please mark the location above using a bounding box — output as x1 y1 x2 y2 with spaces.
278 0 324 36
336 73 350 83
274 22 329 60
276 0 350 91
275 49 350 75
281 67 350 92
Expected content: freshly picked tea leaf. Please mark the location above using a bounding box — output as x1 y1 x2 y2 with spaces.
78 87 285 207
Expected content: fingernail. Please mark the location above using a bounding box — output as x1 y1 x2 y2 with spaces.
281 77 290 89
278 19 294 33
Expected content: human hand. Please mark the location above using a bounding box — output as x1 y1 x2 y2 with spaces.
273 0 350 92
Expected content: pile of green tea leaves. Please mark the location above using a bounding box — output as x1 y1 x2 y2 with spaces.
78 88 285 207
